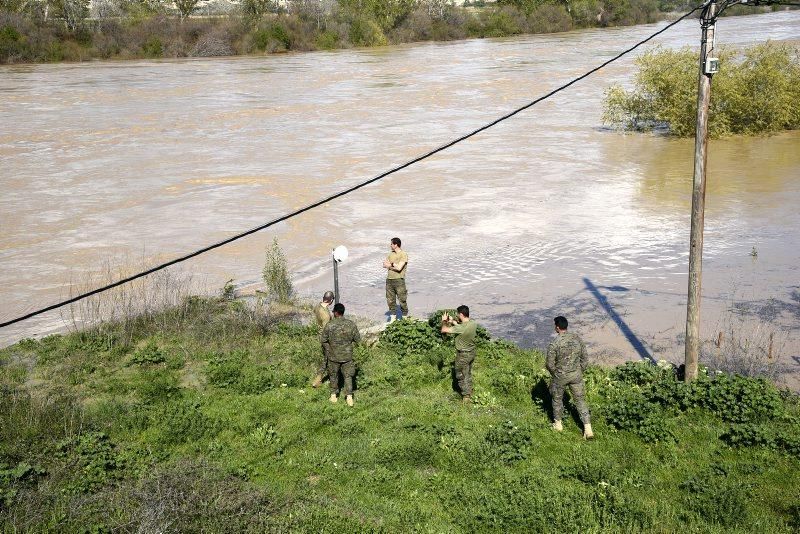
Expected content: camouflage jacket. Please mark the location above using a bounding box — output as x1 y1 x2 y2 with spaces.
546 332 588 381
321 316 361 363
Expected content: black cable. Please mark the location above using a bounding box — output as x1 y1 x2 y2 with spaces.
734 0 800 5
0 5 707 330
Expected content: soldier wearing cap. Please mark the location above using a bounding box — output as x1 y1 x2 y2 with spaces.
321 303 361 407
311 291 335 388
546 316 593 439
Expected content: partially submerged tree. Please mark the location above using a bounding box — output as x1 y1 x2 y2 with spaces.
262 238 294 304
603 42 800 137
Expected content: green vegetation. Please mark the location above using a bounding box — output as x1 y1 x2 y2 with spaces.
262 237 294 304
2 0 794 64
604 42 800 137
1 297 799 531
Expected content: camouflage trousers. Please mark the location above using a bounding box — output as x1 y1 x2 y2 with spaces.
550 375 591 424
455 350 475 397
328 359 355 396
317 343 329 377
385 278 408 315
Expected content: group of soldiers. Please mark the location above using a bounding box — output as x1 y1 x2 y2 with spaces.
309 237 593 439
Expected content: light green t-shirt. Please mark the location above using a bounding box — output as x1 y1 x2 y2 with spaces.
314 303 331 340
386 250 408 280
450 320 477 352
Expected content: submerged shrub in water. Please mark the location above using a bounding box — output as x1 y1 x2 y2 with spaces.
603 42 800 137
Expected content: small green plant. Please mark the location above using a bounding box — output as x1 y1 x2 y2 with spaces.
152 399 217 445
722 423 774 449
221 278 236 300
136 369 181 403
680 470 753 527
129 340 165 365
380 319 441 354
0 462 46 507
604 390 674 443
484 420 531 463
471 390 499 408
56 432 124 494
262 238 294 304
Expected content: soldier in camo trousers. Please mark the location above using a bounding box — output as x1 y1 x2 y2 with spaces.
321 303 361 407
383 237 409 322
441 305 478 404
546 316 594 439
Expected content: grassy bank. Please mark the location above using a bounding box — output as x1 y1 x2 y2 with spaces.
1 0 792 65
1 296 799 531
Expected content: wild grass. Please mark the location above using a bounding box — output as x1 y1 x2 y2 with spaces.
1 297 798 531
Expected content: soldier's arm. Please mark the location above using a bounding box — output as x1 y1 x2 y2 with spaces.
545 342 556 375
579 338 589 372
321 324 331 352
352 323 361 344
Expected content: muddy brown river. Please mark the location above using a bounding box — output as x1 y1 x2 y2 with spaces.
1 12 799 385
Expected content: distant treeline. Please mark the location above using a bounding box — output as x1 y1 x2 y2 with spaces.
0 0 793 63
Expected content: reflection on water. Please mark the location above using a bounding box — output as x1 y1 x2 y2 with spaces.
1 12 799 385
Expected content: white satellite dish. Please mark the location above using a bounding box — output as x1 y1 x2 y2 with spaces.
332 245 349 263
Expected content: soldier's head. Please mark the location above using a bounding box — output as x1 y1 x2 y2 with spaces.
390 237 401 251
333 303 345 317
322 291 334 304
554 316 568 333
457 305 469 321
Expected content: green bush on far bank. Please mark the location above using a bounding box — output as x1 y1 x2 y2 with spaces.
603 42 800 137
1 295 799 531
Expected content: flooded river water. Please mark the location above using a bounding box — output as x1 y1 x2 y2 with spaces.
1 12 799 385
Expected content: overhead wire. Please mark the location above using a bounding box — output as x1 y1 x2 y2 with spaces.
0 3 708 329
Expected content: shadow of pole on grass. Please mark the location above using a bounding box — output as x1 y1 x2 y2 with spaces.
583 277 655 364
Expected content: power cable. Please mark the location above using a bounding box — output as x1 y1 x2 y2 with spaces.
0 4 707 329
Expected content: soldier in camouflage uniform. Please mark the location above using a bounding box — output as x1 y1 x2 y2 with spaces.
321 302 361 407
311 291 335 388
383 237 409 321
441 305 478 404
546 316 593 439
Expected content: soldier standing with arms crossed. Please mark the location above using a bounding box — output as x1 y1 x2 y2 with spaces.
441 305 477 404
546 316 594 439
383 237 408 322
311 291 335 388
321 303 361 407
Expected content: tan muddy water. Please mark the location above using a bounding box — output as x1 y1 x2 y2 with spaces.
1 12 799 385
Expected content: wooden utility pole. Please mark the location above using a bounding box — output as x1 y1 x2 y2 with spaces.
685 0 718 382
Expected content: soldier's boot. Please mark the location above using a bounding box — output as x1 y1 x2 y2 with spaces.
329 393 338 403
461 395 472 405
388 314 397 323
552 420 563 432
583 423 594 440
311 374 323 388
346 395 354 407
